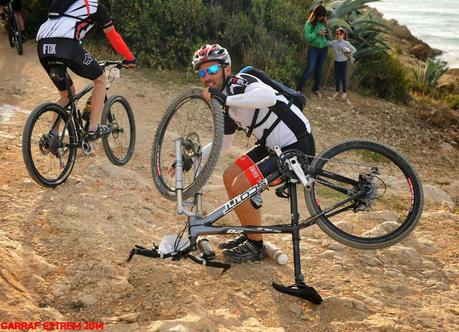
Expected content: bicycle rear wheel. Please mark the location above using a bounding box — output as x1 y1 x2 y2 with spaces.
101 95 136 166
305 140 423 249
22 103 78 187
151 87 224 200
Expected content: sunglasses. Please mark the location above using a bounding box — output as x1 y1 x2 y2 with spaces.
336 31 345 35
198 64 221 78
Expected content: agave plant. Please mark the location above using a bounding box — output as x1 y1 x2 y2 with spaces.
413 58 449 97
310 0 390 59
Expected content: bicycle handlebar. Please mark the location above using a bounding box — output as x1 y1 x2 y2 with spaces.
127 244 231 271
98 60 123 69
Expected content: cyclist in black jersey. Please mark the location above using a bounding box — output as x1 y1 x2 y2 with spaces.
0 0 25 41
192 44 316 263
36 0 136 141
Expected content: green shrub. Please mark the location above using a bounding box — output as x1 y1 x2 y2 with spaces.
412 58 449 98
445 94 459 111
23 0 410 102
353 53 410 102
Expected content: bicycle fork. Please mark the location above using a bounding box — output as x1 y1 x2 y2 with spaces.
271 180 323 305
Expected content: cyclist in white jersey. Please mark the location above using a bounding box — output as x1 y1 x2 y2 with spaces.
36 0 136 141
191 44 315 263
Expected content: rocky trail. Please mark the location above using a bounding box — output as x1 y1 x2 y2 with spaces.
1 33 458 331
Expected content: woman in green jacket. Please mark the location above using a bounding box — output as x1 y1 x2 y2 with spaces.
296 4 329 97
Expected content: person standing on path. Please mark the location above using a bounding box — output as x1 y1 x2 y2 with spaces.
328 27 357 100
296 4 329 98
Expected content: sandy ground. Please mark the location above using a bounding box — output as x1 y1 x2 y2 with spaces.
0 32 458 331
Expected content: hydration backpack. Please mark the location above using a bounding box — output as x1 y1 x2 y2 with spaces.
237 66 308 146
48 0 78 18
239 66 307 111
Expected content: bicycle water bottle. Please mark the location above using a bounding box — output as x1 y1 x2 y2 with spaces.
197 238 216 261
264 242 288 265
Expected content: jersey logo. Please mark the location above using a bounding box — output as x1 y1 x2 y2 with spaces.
43 44 56 55
83 52 94 65
231 76 249 87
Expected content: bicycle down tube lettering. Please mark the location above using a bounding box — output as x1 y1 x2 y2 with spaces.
222 179 268 215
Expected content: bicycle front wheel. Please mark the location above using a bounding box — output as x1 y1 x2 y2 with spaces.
305 140 423 249
101 95 136 166
151 87 224 200
22 103 78 187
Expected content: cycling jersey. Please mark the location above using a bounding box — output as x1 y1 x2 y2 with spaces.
36 0 112 41
223 72 312 151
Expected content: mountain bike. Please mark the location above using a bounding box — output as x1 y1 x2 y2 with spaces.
129 88 423 304
3 0 22 55
22 60 136 188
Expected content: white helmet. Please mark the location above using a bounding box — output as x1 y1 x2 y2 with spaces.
192 44 231 71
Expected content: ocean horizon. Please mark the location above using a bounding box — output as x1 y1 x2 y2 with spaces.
370 0 459 68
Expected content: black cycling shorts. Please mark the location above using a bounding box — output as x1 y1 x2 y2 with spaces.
235 133 316 185
0 0 21 11
37 38 103 91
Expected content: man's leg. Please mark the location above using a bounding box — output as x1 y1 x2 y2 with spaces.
223 164 262 241
50 84 75 132
15 11 25 35
88 72 107 132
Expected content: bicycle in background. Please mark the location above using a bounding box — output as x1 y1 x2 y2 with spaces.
22 60 136 187
1 0 23 55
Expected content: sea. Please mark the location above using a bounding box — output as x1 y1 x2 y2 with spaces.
369 0 459 68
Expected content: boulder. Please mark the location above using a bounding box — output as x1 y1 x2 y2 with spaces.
423 185 455 209
386 246 422 267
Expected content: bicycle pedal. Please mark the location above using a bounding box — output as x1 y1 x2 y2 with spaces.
275 185 289 199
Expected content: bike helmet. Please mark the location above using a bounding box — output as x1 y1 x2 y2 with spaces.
192 44 231 71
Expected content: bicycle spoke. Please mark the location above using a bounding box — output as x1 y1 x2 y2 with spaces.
101 96 135 165
152 89 224 200
310 147 416 240
23 105 77 187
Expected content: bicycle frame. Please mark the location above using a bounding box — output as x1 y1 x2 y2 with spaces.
48 61 122 147
129 138 375 304
172 138 368 284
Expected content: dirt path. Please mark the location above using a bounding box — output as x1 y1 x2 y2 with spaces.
1 31 458 332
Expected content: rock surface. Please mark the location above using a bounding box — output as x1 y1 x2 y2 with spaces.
0 31 458 332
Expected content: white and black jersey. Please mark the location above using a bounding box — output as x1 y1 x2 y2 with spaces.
36 0 112 41
223 73 312 151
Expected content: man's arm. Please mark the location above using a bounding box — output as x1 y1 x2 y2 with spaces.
226 83 277 109
93 3 135 61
